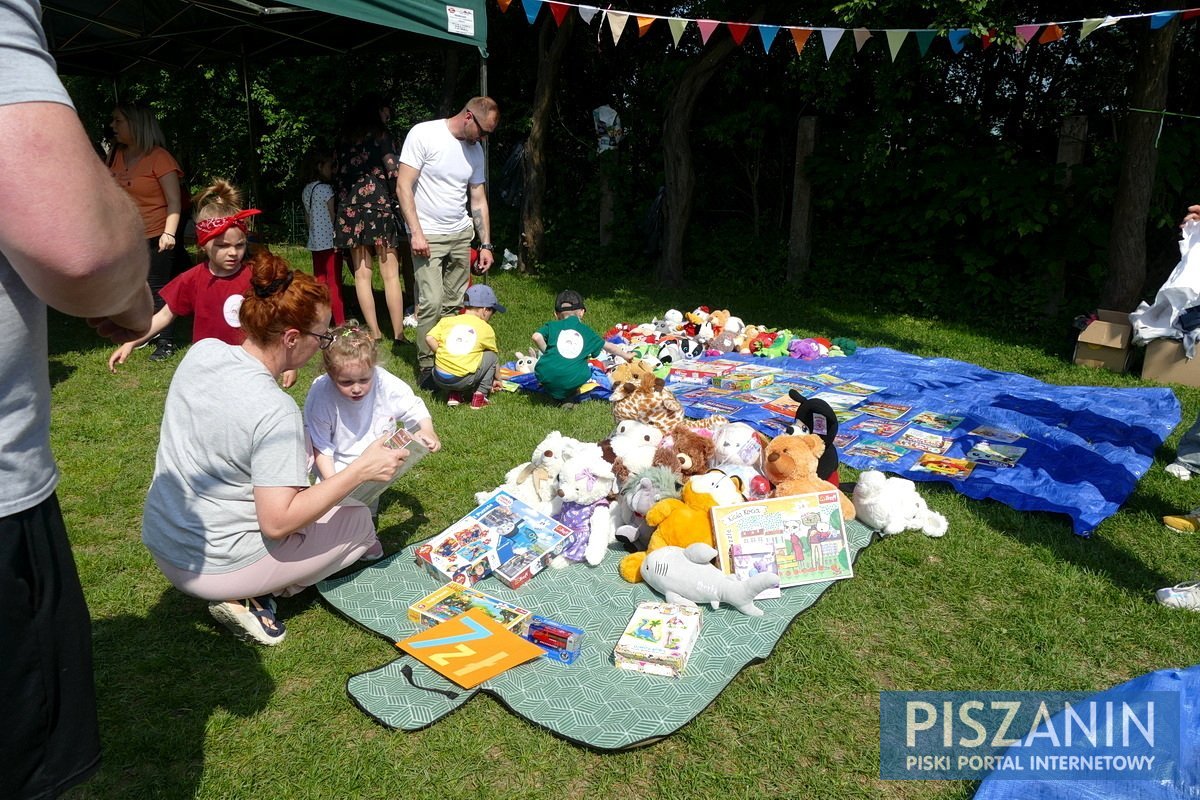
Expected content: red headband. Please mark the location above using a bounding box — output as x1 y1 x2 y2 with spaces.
195 208 262 246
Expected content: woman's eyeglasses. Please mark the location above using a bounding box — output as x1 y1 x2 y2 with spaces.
308 331 335 350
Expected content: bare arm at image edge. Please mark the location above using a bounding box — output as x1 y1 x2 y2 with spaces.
0 101 152 338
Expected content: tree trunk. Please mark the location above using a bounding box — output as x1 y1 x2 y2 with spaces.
520 14 575 273
597 153 615 246
786 116 817 283
658 22 751 286
1101 18 1179 311
439 49 459 117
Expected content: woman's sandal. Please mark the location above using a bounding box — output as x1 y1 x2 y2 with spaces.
208 596 286 646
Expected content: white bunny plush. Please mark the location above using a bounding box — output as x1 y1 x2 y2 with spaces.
851 470 948 538
514 350 540 373
475 430 580 517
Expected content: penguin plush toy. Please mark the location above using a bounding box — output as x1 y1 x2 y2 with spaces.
786 391 840 487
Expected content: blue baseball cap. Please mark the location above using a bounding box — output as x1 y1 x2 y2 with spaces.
464 283 506 312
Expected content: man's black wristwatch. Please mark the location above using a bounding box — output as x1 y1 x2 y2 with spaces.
479 243 494 251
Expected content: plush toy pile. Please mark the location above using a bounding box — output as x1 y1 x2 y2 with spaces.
597 305 859 380
474 378 946 617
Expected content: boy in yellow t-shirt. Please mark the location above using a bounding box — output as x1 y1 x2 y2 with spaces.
425 284 504 409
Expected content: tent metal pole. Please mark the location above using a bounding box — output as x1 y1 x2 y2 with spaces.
240 45 263 211
480 55 489 187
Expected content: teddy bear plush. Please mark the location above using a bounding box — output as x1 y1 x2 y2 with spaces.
618 468 744 583
851 470 947 537
613 465 682 549
762 433 856 521
652 423 716 479
599 419 663 484
640 543 781 616
711 422 771 499
706 329 739 354
552 444 620 567
609 357 657 386
475 430 579 516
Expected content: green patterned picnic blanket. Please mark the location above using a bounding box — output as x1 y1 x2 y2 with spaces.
318 520 873 750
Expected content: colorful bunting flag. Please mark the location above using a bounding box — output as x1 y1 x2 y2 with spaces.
523 0 542 25
886 29 907 61
548 2 568 26
727 22 750 45
790 27 813 55
1079 16 1115 39
497 0 513 12
759 24 779 52
914 29 936 56
947 28 970 53
636 15 655 37
607 11 629 43
697 19 719 45
853 28 872 51
1015 24 1040 43
577 4 599 24
820 27 844 60
981 27 997 49
667 17 688 46
1038 23 1064 43
1150 10 1179 28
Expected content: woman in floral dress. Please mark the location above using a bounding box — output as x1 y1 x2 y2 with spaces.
334 94 406 343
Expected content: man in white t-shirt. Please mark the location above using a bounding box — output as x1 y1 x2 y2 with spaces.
396 96 499 387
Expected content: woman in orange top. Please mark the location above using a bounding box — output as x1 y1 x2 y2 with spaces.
108 103 184 361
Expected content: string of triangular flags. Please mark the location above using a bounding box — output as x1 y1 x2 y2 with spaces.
494 1 1200 62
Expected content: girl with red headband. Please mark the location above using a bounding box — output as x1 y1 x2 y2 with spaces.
107 179 300 384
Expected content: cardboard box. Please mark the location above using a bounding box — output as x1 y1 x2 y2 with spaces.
668 358 742 384
1142 338 1200 388
1073 309 1132 373
613 602 702 678
711 371 776 391
408 583 532 634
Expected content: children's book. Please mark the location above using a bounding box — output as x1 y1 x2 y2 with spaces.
857 401 912 421
413 489 574 587
849 418 908 438
397 608 544 689
734 386 790 405
810 391 862 411
911 453 975 480
408 583 533 632
834 409 861 424
835 381 885 396
755 416 793 437
833 432 858 450
968 424 1025 443
845 438 909 463
613 602 703 678
348 426 430 507
896 428 953 454
711 490 854 589
910 411 965 432
803 372 845 386
690 397 743 415
763 393 802 418
966 441 1027 468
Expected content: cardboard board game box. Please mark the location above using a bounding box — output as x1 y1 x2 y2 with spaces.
711 371 776 391
1073 309 1132 373
1141 338 1200 388
613 602 703 678
668 358 743 384
407 582 532 634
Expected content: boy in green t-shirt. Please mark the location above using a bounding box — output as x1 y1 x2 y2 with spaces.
425 284 504 409
532 289 633 409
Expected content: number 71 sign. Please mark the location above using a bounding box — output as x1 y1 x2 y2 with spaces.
397 608 544 689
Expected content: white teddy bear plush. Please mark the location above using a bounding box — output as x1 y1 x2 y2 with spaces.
552 444 620 567
604 419 663 482
851 470 948 538
475 430 580 517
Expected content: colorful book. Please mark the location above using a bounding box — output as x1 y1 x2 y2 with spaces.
810 391 862 411
849 418 908 438
910 411 965 432
690 398 743 415
966 441 1027 468
968 424 1025 443
857 401 912 421
763 393 802 418
348 426 430 507
845 438 909 463
613 602 703 678
803 372 845 386
834 409 861 424
835 381 884 396
833 432 858 449
896 428 953 454
711 490 854 589
397 608 544 689
911 453 975 480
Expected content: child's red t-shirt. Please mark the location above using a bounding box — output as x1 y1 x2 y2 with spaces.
159 262 250 345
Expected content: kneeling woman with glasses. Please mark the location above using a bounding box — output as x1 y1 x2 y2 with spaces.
142 253 408 646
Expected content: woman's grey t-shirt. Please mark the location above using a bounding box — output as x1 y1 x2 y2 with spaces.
142 339 309 573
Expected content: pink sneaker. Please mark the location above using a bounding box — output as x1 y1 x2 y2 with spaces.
470 392 490 410
446 391 464 407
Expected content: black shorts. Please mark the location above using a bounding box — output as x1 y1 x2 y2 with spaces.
0 493 101 799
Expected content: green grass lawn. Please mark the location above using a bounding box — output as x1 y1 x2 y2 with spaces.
54 251 1200 799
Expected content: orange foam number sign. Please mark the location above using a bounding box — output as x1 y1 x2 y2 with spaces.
396 608 544 689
